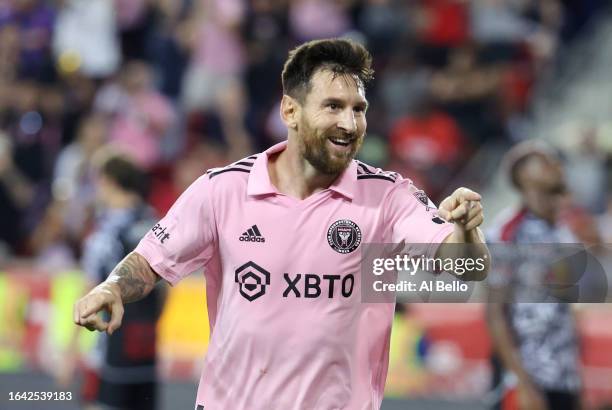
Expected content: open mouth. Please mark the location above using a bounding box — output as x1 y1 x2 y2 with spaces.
328 137 352 147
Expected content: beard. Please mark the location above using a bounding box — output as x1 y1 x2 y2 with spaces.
297 118 364 175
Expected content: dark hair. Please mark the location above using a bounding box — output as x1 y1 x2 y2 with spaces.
281 38 374 102
502 140 560 189
99 154 149 199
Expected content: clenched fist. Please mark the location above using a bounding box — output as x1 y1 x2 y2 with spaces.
438 187 484 232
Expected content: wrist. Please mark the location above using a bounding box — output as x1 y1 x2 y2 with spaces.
99 281 122 301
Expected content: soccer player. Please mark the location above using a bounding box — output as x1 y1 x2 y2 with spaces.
69 153 166 410
74 38 489 410
486 141 581 410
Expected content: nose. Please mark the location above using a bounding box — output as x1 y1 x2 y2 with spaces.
337 109 357 134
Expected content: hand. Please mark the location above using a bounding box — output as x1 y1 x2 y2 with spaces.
438 187 484 232
517 381 548 410
73 283 124 335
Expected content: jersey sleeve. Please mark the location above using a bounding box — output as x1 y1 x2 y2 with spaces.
134 175 217 285
385 178 454 259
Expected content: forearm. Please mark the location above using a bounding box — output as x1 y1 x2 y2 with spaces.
104 252 161 303
436 228 490 281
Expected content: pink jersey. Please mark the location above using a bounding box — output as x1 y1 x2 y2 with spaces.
135 141 454 410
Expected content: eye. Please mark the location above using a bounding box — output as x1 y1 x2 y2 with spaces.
354 106 366 113
328 103 339 110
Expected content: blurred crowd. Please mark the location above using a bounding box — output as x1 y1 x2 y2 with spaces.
0 0 609 267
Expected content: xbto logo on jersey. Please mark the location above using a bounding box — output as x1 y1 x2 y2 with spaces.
239 225 266 243
234 261 270 302
327 219 361 254
283 273 354 298
235 262 355 300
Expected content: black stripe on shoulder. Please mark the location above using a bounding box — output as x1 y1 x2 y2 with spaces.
208 167 252 179
247 155 258 160
356 161 375 175
355 161 399 183
357 174 397 183
233 161 255 167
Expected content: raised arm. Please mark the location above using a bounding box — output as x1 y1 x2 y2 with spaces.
436 187 490 281
73 252 162 335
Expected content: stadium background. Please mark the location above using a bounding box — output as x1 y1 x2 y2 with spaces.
1 0 612 409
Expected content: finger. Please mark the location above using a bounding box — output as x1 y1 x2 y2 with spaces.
465 201 483 221
455 187 481 203
439 191 460 209
80 313 109 332
437 208 451 221
450 201 471 221
461 201 483 228
106 301 124 335
80 297 106 319
464 213 484 231
73 301 81 324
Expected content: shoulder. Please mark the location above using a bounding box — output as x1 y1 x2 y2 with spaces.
205 154 259 181
354 160 402 184
352 160 431 211
486 207 528 242
200 154 260 189
170 154 260 206
354 160 420 199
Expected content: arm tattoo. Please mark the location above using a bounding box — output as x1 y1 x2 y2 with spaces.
107 252 159 303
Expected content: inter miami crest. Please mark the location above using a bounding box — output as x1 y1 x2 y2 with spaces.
327 219 362 254
413 190 431 211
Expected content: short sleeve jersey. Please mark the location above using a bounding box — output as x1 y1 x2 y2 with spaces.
135 141 454 410
486 208 581 392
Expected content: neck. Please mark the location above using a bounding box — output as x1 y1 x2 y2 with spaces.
269 138 340 200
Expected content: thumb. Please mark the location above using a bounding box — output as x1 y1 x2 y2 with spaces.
437 208 451 221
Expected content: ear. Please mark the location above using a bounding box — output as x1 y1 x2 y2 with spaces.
280 94 300 130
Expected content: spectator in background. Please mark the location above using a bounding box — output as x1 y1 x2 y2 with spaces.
52 0 121 79
115 0 154 60
0 0 56 80
243 0 290 146
28 114 109 263
58 152 166 410
358 0 411 58
0 132 33 254
0 22 20 81
288 0 352 41
179 0 253 160
470 0 560 65
95 60 176 169
389 96 467 199
146 0 192 99
486 141 581 410
2 79 62 237
378 47 431 125
415 0 469 67
180 0 246 112
429 43 503 144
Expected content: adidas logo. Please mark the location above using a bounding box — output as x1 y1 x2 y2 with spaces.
239 225 266 243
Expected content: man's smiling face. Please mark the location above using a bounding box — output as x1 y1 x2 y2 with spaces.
296 68 368 175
